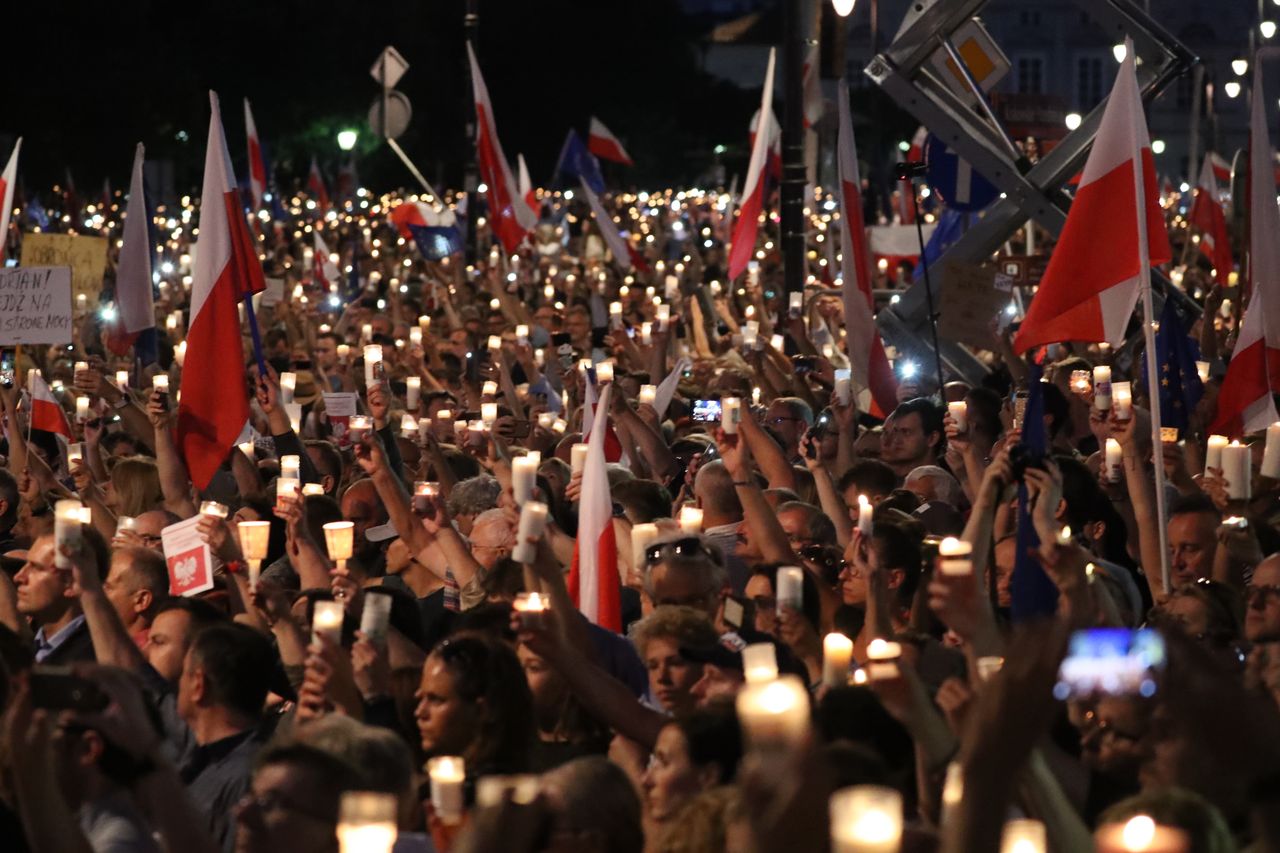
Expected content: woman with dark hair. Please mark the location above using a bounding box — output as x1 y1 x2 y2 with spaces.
414 634 535 777
639 703 742 837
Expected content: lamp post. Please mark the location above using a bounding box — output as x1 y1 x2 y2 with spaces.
337 130 359 152
463 0 480 266
780 0 810 312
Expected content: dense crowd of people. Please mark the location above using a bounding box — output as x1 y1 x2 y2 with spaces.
0 161 1278 853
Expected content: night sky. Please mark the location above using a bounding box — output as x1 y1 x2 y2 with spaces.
8 0 762 194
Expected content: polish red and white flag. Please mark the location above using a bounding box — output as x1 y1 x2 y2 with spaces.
1188 152 1232 286
727 49 776 282
28 372 71 438
587 117 634 167
244 99 268 212
569 383 621 632
0 139 20 260
468 44 537 254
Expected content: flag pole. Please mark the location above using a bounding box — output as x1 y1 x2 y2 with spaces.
242 294 268 378
1129 43 1173 596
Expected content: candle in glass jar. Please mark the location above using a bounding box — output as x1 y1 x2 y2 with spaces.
336 790 397 853
736 675 810 748
947 401 967 433
54 500 84 569
1093 365 1112 410
363 345 384 387
1105 438 1123 483
938 537 973 576
512 591 549 628
822 633 854 688
1262 423 1280 479
722 397 742 433
678 505 703 534
348 415 371 443
1094 815 1190 853
571 443 589 474
776 566 804 614
280 454 301 480
865 639 902 681
742 643 779 684
279 372 296 404
312 600 345 644
200 500 228 519
596 360 614 384
1000 818 1047 853
1070 369 1092 395
512 453 540 505
481 402 498 427
1222 441 1252 500
1205 434 1229 473
830 785 902 853
428 756 466 825
857 495 873 536
1111 381 1132 420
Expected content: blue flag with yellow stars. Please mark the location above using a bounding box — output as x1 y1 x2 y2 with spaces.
1143 297 1204 437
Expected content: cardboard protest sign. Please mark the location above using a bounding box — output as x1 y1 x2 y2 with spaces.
939 261 1014 351
0 267 74 344
19 232 109 309
161 516 214 597
323 392 359 448
257 276 285 308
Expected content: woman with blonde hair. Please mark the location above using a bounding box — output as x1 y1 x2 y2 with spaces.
104 455 164 518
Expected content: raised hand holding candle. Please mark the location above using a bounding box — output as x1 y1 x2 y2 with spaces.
947 400 967 433
54 500 84 569
571 443 589 474
830 785 902 853
428 756 466 825
1205 434 1228 473
1111 381 1132 420
512 501 549 563
1105 438 1123 483
822 633 853 688
1093 365 1112 410
938 536 972 576
512 453 540 505
776 566 804 614
1222 440 1251 500
279 372 296 404
1263 423 1280 479
363 345 384 387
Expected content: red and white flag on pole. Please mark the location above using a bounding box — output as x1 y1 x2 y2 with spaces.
468 44 536 255
1188 152 1232 286
1013 46 1170 355
0 139 20 260
836 81 897 418
313 232 339 290
1210 151 1231 186
178 92 264 489
727 49 777 282
569 383 621 632
244 99 268 212
516 153 539 217
106 143 155 356
1212 66 1280 436
307 157 330 214
587 117 634 167
28 372 71 438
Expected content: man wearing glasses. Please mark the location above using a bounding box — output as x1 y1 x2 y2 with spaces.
762 397 813 462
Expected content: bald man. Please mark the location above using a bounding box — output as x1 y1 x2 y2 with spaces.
341 479 389 550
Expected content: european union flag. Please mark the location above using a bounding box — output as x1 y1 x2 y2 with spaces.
1143 297 1204 436
554 130 605 195
407 224 464 261
1011 363 1061 622
911 208 966 284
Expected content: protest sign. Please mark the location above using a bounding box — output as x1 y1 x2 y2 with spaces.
19 232 109 309
258 276 285 308
939 261 1014 351
0 266 74 345
161 516 214 597
324 392 359 447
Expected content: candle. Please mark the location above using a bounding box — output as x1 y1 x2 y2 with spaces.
361 323 373 342
741 321 759 349
481 380 499 398
679 505 703 534
630 522 660 573
1160 427 1178 443
1105 438 1122 483
54 499 84 569
830 785 902 853
571 443 589 474
476 775 540 808
742 643 778 684
115 370 130 391
286 403 302 434
639 384 657 406
515 324 529 344
279 372 297 404
787 291 803 319
280 454 301 480
512 590 549 628
337 343 351 361
1195 360 1210 383
67 442 84 465
481 402 498 427
640 322 653 345
512 453 540 505
399 413 418 437
73 360 89 379
409 326 423 347
1095 815 1190 853
488 335 502 351
403 376 420 412
938 536 972 576
117 516 136 533
947 401 967 433
1111 381 1132 420
276 476 300 511
336 790 397 853
75 396 91 421
857 495 873 536
1093 365 1112 411
596 360 614 384
553 418 567 434
302 483 325 496
312 600 345 644
776 566 804 614
823 633 854 688
975 656 1005 680
200 500 228 519
1222 440 1251 500
655 304 670 331
609 301 623 328
363 345 384 387
428 757 466 825
512 500 549 563
1205 434 1229 472
1263 423 1280 479
940 762 963 828
324 521 355 569
238 519 270 586
418 314 431 331
1070 369 1092 395
722 397 742 434
1000 818 1047 853
865 639 902 681
348 415 372 443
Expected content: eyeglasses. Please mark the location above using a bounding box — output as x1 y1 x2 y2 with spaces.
645 537 722 567
1246 584 1280 605
768 416 804 426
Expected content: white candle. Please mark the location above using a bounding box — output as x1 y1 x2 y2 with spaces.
1093 365 1112 411
655 304 670 331
857 495 873 536
200 500 228 518
1105 438 1123 483
1000 818 1047 853
337 791 397 853
302 483 325 496
481 380 498 397
54 499 83 569
75 396 91 421
400 413 417 437
830 785 902 853
67 442 84 465
428 756 466 825
312 600 345 644
73 361 89 379
363 345 383 387
788 291 803 318
359 591 393 646
609 301 623 328
630 522 660 572
361 323 373 343
679 505 703 534
515 324 529 344
742 643 779 684
737 676 810 749
1111 381 1132 420
337 343 351 361
596 361 614 384
940 762 963 828
512 591 549 628
938 536 973 576
776 565 804 614
418 314 431 331
475 775 540 808
481 402 498 426
115 370 130 391
1222 440 1252 500
1195 361 1210 384
512 501 549 563
406 376 421 411
276 476 300 510
488 335 502 352
722 397 742 434
571 443 589 474
944 401 968 434
279 372 297 404
865 639 902 681
1205 434 1229 473
409 326 423 347
348 415 372 443
1095 815 1190 853
280 454 301 480
640 322 653 345
512 453 540 505
741 321 759 349
324 520 354 566
639 385 657 406
976 656 1005 680
1263 423 1280 479
823 633 854 688
237 518 271 587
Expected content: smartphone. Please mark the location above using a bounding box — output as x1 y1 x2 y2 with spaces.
507 419 532 439
293 359 313 371
804 415 830 459
794 356 818 375
30 667 109 711
691 399 723 423
1012 390 1030 429
1054 628 1166 700
723 596 746 630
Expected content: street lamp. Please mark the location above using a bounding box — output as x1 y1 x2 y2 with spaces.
1151 139 1166 155
337 129 359 151
1263 20 1278 39
1225 80 1242 98
1112 43 1126 63
832 0 856 15
1232 58 1248 76
1065 112 1082 130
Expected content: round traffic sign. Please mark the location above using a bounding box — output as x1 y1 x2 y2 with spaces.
924 133 999 212
368 90 412 139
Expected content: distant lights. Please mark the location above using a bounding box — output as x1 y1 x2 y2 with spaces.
1064 112 1082 130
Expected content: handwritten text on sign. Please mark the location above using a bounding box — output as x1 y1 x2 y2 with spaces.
0 267 73 345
